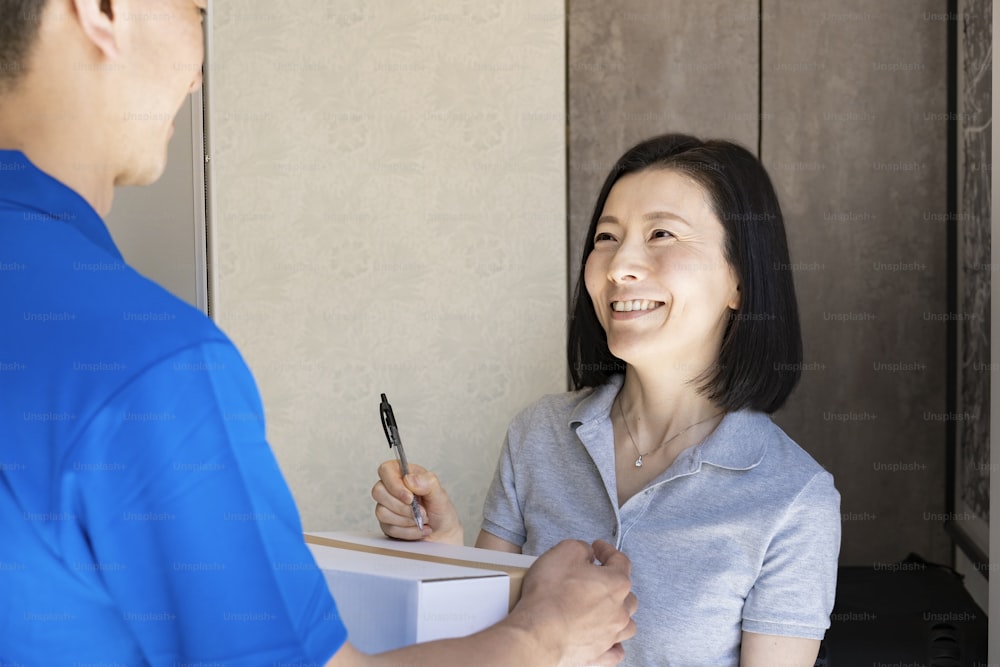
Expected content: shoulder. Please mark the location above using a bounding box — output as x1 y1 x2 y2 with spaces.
8 221 228 365
731 411 830 474
716 411 840 509
756 413 840 511
3 226 240 429
502 380 619 461
508 380 617 433
95 268 224 352
70 265 232 387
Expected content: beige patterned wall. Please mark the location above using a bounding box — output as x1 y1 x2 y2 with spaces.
209 1 567 542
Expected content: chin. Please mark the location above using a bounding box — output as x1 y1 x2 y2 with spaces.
117 157 168 187
138 162 168 186
608 339 691 374
605 340 646 368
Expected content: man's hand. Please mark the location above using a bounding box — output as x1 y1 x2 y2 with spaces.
507 540 637 666
371 460 464 544
325 539 636 667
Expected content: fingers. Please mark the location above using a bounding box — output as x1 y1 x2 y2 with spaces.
371 460 464 544
373 495 427 541
375 459 418 503
624 591 638 620
546 538 595 565
589 540 637 648
616 598 638 642
514 539 637 666
371 477 417 519
601 585 637 647
375 460 445 504
588 642 626 667
591 541 633 612
592 539 631 575
595 542 637 643
372 461 426 540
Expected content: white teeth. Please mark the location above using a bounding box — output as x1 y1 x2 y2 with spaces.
612 300 661 312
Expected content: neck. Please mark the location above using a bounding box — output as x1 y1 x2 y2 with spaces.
617 364 723 454
0 90 116 217
0 9 119 217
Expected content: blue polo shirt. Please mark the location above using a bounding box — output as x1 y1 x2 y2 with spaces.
0 150 347 665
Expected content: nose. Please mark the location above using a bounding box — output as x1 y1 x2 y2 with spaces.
606 240 646 284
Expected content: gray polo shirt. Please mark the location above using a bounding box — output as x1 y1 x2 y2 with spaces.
482 375 840 666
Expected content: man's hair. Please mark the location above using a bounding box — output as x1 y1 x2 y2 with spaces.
0 0 48 88
568 133 803 414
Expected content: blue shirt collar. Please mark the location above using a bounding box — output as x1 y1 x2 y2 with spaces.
568 373 767 471
0 150 121 260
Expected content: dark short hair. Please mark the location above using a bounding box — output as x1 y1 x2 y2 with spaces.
0 0 47 89
568 133 802 414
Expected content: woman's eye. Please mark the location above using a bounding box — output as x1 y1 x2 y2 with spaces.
594 232 616 243
651 229 675 240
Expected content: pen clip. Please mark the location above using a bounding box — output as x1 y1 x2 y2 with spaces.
379 393 396 450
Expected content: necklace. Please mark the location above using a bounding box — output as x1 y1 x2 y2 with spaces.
616 398 723 468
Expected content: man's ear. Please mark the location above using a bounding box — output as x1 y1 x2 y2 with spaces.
71 0 119 59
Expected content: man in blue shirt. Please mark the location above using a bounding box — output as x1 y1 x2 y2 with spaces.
0 1 636 665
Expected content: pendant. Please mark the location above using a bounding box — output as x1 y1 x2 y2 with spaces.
635 456 643 468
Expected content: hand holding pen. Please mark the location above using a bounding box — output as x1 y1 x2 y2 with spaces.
379 393 423 531
372 394 465 544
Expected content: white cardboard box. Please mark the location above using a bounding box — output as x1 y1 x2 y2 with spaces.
306 531 536 654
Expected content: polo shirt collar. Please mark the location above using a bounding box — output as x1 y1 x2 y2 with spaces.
569 373 767 472
0 150 121 260
696 409 768 470
568 374 625 426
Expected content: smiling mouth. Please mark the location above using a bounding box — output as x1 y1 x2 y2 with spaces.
611 300 664 313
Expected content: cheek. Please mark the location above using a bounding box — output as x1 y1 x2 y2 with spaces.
583 254 604 301
190 20 206 61
178 25 204 74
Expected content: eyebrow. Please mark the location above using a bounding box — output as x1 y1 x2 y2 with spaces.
597 211 692 226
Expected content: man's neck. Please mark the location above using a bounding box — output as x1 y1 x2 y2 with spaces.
0 0 124 217
0 73 116 217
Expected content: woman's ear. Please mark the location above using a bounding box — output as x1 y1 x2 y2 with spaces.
71 0 120 59
728 283 741 311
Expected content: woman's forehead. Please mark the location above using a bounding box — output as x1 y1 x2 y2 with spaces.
602 169 716 222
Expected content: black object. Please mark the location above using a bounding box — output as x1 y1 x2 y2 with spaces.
818 554 988 666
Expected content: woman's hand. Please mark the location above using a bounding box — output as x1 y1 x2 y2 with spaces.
371 460 464 544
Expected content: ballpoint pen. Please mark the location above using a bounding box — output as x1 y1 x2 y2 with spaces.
379 393 424 531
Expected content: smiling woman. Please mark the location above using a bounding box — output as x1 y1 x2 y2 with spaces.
375 134 840 667
570 134 803 415
583 169 742 408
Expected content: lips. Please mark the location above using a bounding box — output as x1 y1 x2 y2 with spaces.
611 299 664 312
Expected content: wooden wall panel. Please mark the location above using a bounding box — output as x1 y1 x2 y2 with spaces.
568 0 760 277
761 0 949 564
